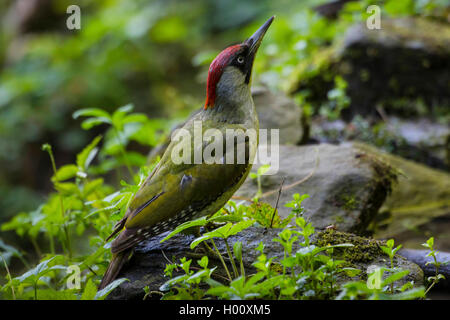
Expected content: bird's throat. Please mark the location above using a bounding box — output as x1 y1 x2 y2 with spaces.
202 68 258 129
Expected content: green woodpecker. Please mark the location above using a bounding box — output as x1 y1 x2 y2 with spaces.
99 16 275 289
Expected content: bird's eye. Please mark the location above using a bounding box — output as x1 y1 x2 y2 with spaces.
237 56 244 64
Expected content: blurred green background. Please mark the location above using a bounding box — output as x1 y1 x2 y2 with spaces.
0 0 285 222
0 0 448 224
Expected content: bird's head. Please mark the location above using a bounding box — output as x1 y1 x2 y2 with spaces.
204 16 275 110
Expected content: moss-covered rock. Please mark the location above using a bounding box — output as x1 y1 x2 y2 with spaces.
316 229 383 263
289 17 450 120
107 227 423 299
353 142 450 249
315 229 423 286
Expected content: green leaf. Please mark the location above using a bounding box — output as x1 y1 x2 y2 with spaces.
281 256 297 268
255 242 264 253
94 278 128 300
386 239 394 248
52 164 79 182
54 182 79 195
257 164 271 176
123 113 148 124
390 287 425 300
112 104 134 130
206 285 233 297
81 117 112 130
380 246 392 257
160 216 208 243
197 256 209 269
208 214 243 224
400 281 414 292
81 279 98 300
227 220 255 237
187 268 215 282
189 233 219 250
77 135 102 171
190 220 255 249
382 269 410 286
73 108 111 120
233 241 243 262
392 245 402 255
15 257 65 284
245 272 265 288
425 237 434 249
160 274 189 291
0 239 23 264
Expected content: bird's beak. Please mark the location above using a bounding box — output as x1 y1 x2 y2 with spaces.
245 16 275 56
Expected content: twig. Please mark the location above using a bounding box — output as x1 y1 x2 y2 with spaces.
270 177 285 228
231 195 253 201
86 265 97 276
261 148 319 198
161 249 172 265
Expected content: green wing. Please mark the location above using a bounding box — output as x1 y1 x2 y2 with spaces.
110 122 255 253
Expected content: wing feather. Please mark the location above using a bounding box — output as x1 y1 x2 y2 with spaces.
110 122 255 254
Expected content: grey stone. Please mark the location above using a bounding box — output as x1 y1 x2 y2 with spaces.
235 143 396 234
311 116 450 171
252 86 304 145
399 249 450 290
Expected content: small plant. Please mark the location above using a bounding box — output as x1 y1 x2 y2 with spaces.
73 104 166 179
422 237 446 296
337 266 424 300
160 256 216 300
380 239 403 293
160 214 355 300
284 193 309 218
380 239 402 269
161 213 255 282
158 194 424 300
0 106 165 300
249 165 271 200
320 76 350 120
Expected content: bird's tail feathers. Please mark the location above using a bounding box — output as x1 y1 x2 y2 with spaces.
98 249 132 290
